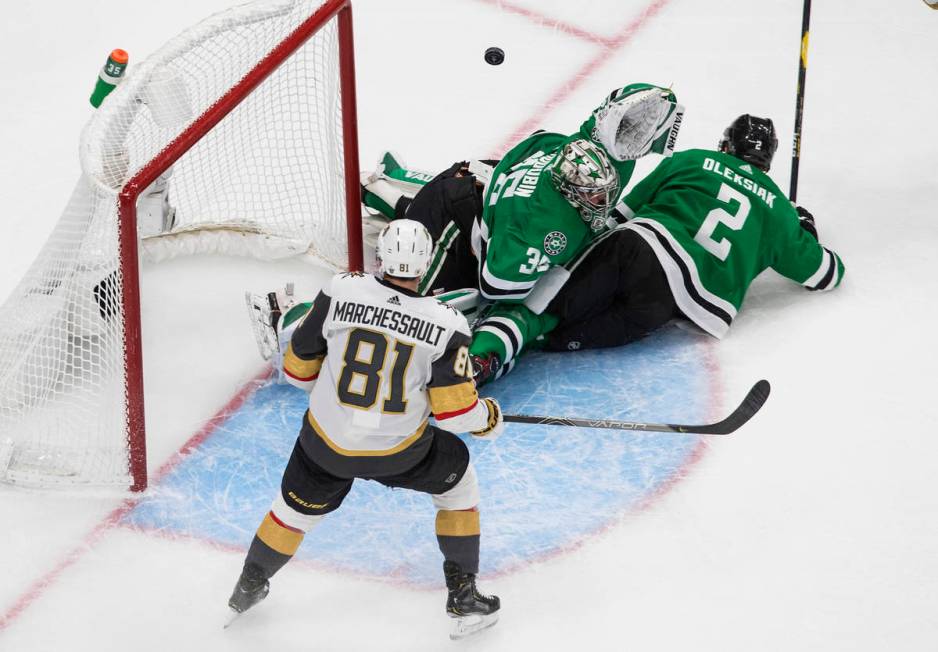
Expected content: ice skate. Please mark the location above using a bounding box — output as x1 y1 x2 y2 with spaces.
224 563 270 628
443 561 500 640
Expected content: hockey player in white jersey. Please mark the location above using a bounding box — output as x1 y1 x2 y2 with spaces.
227 220 503 640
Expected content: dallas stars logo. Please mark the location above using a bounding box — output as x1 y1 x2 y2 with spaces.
543 231 567 256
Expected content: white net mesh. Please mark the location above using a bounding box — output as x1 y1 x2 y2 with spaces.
0 0 352 488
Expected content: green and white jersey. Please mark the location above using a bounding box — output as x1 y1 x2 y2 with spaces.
614 148 845 338
472 131 635 302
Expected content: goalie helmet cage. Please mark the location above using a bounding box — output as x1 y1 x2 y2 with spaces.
0 0 362 492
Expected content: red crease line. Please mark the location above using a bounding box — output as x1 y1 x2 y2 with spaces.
1 0 683 629
471 0 615 47
491 0 674 157
0 367 271 631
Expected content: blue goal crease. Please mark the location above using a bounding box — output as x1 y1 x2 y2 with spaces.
124 326 712 585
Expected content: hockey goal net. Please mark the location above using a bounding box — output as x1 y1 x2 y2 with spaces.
0 0 361 491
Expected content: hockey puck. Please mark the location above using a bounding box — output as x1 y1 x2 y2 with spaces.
484 47 505 65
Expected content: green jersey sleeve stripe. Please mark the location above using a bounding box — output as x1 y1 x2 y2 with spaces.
803 247 841 291
417 220 460 294
476 316 524 362
478 238 536 300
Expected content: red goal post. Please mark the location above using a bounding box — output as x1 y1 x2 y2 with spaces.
0 0 362 492
120 0 362 491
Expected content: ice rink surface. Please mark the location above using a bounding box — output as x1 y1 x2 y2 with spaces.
2 1 938 650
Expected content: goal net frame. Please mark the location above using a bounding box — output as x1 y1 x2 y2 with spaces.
0 0 362 493
122 0 363 491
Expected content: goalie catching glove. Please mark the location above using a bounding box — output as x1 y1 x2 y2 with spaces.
588 84 683 161
470 398 504 441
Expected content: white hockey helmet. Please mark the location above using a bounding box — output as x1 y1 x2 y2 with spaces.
376 219 433 279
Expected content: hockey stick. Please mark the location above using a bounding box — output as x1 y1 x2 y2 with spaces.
503 379 770 436
789 0 811 203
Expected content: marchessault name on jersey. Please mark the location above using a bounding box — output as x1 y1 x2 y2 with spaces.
331 299 447 347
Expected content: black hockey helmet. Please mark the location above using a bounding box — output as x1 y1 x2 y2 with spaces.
718 114 778 172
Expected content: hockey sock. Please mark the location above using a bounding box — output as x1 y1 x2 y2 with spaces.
470 305 559 367
243 511 307 580
436 508 481 575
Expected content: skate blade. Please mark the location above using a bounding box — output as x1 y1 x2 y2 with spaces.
223 607 242 629
449 612 499 640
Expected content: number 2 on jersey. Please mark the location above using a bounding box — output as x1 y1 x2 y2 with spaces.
694 182 751 261
337 328 414 413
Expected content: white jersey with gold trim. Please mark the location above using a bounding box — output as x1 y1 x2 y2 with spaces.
283 272 488 458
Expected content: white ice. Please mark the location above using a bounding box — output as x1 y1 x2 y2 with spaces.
1 0 937 650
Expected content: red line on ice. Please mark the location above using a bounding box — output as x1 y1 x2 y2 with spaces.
472 0 615 47
0 0 698 621
0 368 271 632
489 0 675 157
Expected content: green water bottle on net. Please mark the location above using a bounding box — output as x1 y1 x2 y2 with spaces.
89 48 129 108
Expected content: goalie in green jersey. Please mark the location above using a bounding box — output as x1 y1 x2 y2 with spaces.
469 114 846 384
246 85 686 381
359 84 684 298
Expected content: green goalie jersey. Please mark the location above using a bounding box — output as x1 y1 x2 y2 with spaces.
473 131 636 301
615 148 845 337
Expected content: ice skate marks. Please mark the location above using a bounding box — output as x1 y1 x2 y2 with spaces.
124 326 712 585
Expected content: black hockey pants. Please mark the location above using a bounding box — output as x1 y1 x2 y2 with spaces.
544 228 679 351
398 161 487 295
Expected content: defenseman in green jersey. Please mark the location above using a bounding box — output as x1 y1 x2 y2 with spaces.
470 114 845 384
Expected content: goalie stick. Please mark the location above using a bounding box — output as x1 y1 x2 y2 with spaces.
502 379 770 436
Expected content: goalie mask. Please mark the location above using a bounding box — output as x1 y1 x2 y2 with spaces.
376 219 433 279
589 83 684 161
718 114 778 172
550 138 620 233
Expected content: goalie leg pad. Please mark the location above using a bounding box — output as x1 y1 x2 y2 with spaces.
245 283 297 362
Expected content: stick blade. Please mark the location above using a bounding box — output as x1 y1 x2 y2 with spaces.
671 379 771 435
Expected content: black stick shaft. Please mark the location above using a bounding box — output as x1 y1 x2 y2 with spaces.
503 380 771 436
789 0 812 203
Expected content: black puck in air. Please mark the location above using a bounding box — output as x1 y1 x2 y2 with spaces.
484 47 505 65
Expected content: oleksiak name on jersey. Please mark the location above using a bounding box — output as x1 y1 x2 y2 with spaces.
331 299 447 347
